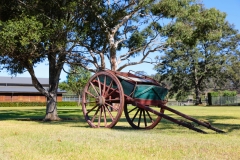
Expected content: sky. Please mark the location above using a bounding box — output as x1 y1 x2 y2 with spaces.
0 0 239 81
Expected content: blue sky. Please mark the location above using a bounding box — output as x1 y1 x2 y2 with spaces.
0 0 239 81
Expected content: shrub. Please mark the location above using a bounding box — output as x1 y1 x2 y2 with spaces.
57 101 78 106
222 90 237 97
0 102 46 107
0 101 78 107
210 91 220 97
207 90 237 106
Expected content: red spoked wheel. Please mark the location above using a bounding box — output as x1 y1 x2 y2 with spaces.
124 104 165 129
81 71 124 128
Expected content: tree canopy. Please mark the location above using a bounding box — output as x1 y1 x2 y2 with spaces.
70 0 226 72
154 21 240 104
0 0 86 120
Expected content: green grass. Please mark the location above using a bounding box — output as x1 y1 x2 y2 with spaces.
0 106 240 160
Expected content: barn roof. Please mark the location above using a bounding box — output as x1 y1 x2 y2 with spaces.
0 76 65 93
0 86 65 93
0 76 48 85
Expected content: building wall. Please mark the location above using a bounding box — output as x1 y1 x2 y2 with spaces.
0 93 62 102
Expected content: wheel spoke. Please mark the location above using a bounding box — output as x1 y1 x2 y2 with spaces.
98 106 103 127
86 104 98 115
105 102 119 111
104 80 113 97
146 110 154 123
97 76 102 95
85 91 97 98
105 102 114 111
143 110 147 127
131 108 140 122
103 106 107 126
138 110 143 127
91 106 100 123
102 76 107 96
90 82 100 96
105 88 118 99
128 106 138 114
104 104 114 120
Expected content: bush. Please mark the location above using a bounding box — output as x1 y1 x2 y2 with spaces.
207 90 238 106
222 90 237 97
0 102 46 107
0 101 78 107
57 101 78 106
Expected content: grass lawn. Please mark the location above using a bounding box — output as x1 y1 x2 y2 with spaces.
0 106 240 160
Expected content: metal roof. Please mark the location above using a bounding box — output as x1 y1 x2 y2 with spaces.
0 76 66 93
0 76 49 85
0 86 65 93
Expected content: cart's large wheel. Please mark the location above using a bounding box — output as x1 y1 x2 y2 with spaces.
82 71 124 128
124 104 164 129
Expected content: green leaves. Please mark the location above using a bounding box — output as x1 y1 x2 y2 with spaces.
154 19 239 103
128 31 146 52
0 15 45 74
209 90 237 97
59 66 91 96
152 0 226 47
0 0 83 75
152 0 195 18
0 16 43 48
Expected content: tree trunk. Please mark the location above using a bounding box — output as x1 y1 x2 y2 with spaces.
108 32 117 71
110 58 117 71
195 86 202 105
78 94 81 106
25 64 61 121
44 92 61 121
194 66 202 105
43 50 65 121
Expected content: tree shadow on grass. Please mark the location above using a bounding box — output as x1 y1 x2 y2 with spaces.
0 107 239 134
0 108 82 122
0 109 45 121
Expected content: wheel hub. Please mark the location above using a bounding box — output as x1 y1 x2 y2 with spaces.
98 96 105 105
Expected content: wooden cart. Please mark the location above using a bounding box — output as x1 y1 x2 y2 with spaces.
81 70 224 133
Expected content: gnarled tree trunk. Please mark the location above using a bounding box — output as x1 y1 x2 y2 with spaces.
44 92 60 121
42 51 65 121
